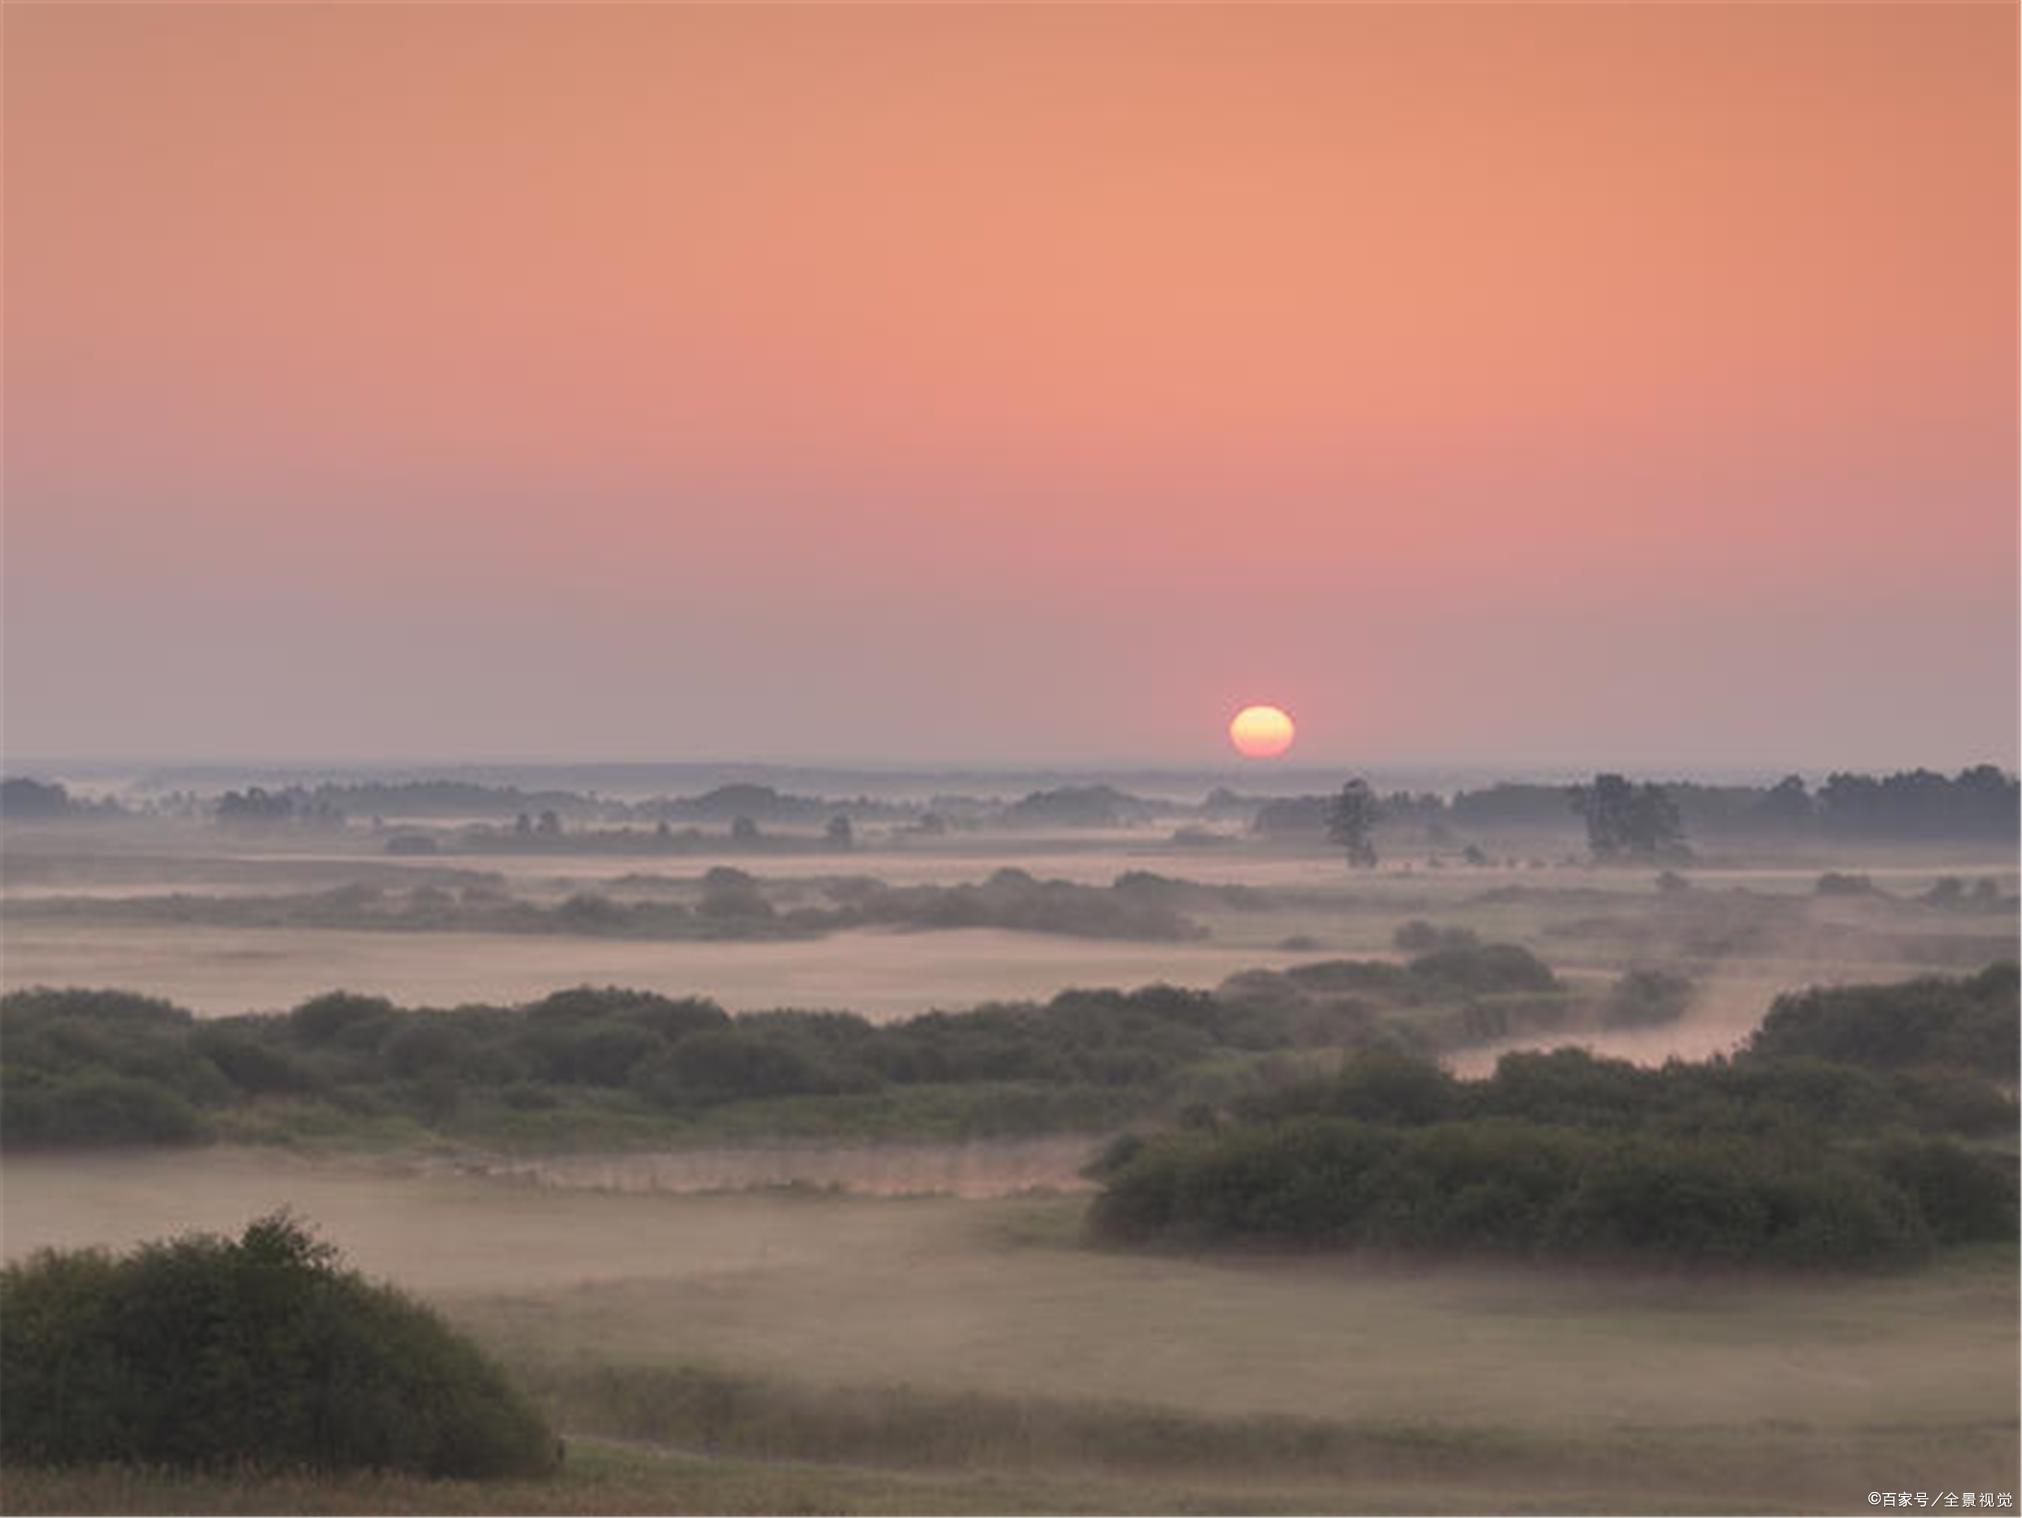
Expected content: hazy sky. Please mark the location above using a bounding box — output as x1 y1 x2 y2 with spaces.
6 5 2016 771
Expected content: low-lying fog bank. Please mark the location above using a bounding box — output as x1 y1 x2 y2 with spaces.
425 1134 1099 1198
1443 971 1790 1076
6 1148 2012 1444
0 922 1320 1019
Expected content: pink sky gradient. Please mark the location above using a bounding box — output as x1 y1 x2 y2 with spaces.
6 5 2015 769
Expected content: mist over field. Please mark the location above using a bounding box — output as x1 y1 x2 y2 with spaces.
3 760 2017 1514
5 1 2017 1513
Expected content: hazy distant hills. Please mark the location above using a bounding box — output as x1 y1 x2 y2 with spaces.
17 758 1868 805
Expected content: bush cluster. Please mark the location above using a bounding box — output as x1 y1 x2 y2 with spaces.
1089 1114 1946 1267
1090 1016 2018 1269
0 1214 556 1476
1235 1039 2015 1143
0 944 1583 1147
18 867 1210 945
0 982 1308 1145
1747 962 2017 1077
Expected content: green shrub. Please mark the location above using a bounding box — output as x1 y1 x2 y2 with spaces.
1474 1047 1655 1130
1747 964 2018 1077
522 1021 664 1086
379 1019 473 1079
191 1024 318 1096
0 1070 211 1147
633 1028 852 1106
1338 1049 1462 1125
1889 1066 2019 1138
1546 1140 1929 1267
290 991 397 1046
1090 1115 1946 1268
1405 944 1557 996
1393 921 1480 954
1869 1136 2019 1244
0 988 192 1027
0 1213 556 1477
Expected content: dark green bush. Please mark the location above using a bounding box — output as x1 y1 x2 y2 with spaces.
1546 1140 1928 1267
1091 1035 2012 1268
379 1019 473 1079
1392 921 1479 954
191 1024 318 1096
1331 1049 1463 1125
1473 1047 1655 1130
1405 944 1557 996
1747 963 2018 1077
522 1021 664 1086
1089 1116 1940 1268
9 964 2007 1164
0 1070 211 1147
0 988 191 1026
1869 1136 2018 1244
0 1213 556 1477
633 1029 855 1106
290 992 397 1046
1889 1066 2019 1138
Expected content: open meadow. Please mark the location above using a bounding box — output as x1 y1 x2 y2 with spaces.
9 3 2018 1510
5 1146 2014 1515
3 792 2017 1514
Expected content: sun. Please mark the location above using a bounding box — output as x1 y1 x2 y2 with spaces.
1229 704 1296 759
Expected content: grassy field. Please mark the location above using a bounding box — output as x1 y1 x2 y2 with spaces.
5 825 2012 1021
3 823 2013 1513
5 1151 2013 1514
0 1436 1817 1516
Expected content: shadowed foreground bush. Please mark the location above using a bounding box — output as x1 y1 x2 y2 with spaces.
0 1213 557 1478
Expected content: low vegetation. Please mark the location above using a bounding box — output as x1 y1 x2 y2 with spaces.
0 1213 556 1477
0 945 1576 1152
7 867 1210 944
1746 960 2018 1076
1087 965 2019 1269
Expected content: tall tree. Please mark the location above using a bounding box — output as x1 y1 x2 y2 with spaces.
1569 774 1687 861
1326 779 1381 868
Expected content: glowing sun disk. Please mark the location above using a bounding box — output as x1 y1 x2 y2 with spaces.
1230 704 1295 758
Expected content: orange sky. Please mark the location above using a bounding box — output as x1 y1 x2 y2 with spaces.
6 4 2016 768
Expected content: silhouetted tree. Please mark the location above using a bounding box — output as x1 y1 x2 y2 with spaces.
216 787 298 827
1326 780 1380 868
0 778 72 819
1756 774 1813 830
1569 774 1686 861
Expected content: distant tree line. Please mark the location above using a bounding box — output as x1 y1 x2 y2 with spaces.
11 867 1216 945
0 779 126 821
214 787 346 830
9 766 2014 841
1568 774 1688 861
1254 767 2017 849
